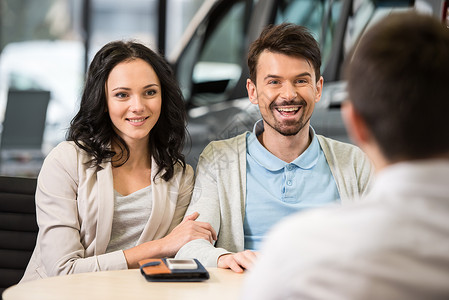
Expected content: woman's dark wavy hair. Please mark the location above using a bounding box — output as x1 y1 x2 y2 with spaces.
68 40 187 181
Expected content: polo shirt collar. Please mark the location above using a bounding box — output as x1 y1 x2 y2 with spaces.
247 120 320 171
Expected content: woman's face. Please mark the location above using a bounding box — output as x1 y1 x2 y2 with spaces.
105 58 162 146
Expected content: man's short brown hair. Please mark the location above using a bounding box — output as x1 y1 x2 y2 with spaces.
247 23 321 84
345 12 449 161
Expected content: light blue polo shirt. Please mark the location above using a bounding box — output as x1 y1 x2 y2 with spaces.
244 120 340 250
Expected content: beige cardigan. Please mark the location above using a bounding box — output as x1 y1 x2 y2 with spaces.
21 141 193 282
175 132 373 266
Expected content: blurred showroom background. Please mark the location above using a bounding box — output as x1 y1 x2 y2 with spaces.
0 0 447 177
0 0 204 176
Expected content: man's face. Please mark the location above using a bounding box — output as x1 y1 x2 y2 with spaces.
247 50 323 136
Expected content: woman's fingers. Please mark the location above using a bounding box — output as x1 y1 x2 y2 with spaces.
181 211 199 223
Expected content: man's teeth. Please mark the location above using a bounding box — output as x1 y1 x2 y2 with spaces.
277 107 298 112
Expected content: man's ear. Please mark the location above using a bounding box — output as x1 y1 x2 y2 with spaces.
342 100 389 172
341 101 371 146
246 79 258 104
315 76 324 103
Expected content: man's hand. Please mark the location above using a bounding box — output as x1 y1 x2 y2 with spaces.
217 250 258 273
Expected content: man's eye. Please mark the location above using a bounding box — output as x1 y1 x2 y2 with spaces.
268 80 280 85
296 78 310 84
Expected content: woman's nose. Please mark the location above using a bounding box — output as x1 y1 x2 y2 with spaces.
130 95 144 112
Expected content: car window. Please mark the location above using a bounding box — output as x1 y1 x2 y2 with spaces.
191 1 247 106
176 0 252 107
344 0 413 57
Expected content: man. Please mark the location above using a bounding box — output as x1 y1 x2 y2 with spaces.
176 23 373 272
242 12 449 299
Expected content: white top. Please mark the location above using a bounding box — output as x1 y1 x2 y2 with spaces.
242 160 449 300
106 185 153 253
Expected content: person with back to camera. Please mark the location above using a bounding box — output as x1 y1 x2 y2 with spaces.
242 12 449 299
20 40 216 282
175 23 373 272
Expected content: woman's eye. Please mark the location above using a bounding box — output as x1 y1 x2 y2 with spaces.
146 89 157 96
115 92 128 99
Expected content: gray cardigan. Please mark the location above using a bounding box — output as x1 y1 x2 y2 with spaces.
175 132 373 267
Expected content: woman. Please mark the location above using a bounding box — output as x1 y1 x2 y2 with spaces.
20 41 216 282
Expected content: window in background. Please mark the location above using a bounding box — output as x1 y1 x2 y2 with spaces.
174 0 252 107
190 0 247 106
274 0 343 75
0 0 84 177
0 0 210 177
88 0 157 61
166 0 205 57
88 0 205 62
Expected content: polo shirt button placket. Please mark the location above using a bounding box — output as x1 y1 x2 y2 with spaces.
285 164 294 188
283 164 296 201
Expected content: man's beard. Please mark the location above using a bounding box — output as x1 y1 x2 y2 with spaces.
263 99 310 136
